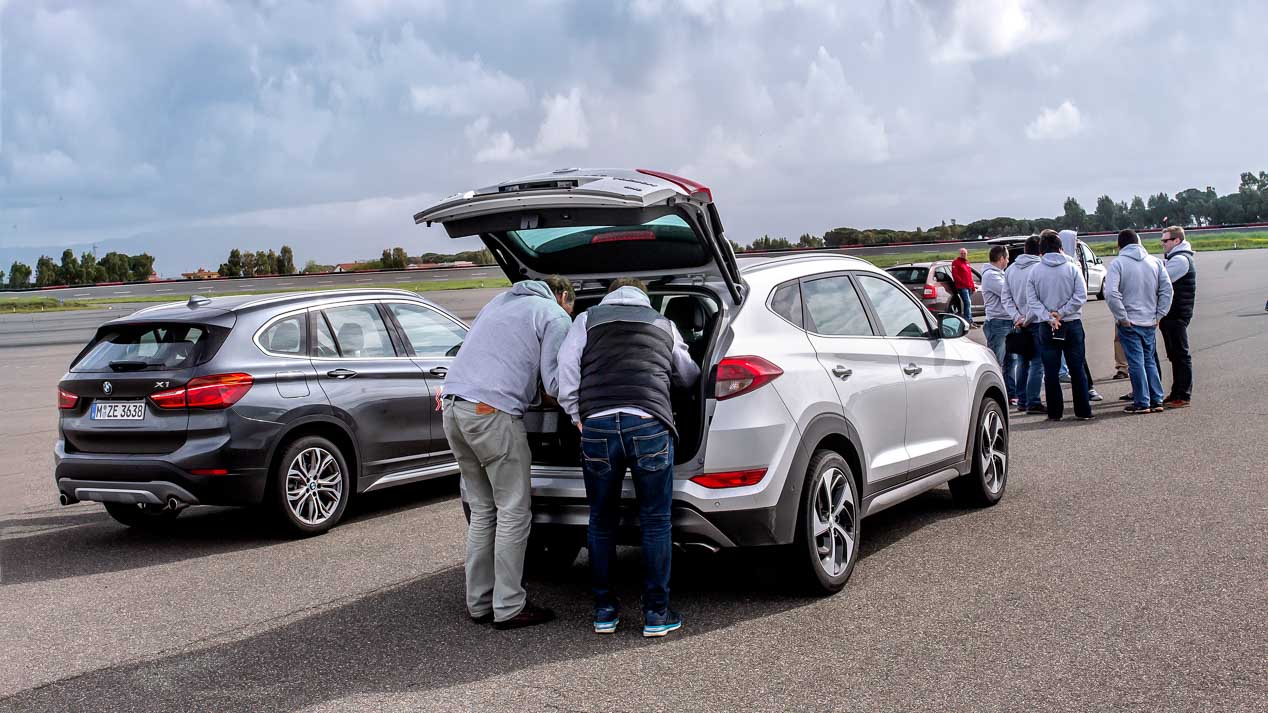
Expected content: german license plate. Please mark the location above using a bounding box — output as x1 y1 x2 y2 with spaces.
91 401 146 420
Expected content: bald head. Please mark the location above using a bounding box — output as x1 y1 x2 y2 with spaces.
958 248 968 259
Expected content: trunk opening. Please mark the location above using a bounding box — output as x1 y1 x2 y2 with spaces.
525 286 722 468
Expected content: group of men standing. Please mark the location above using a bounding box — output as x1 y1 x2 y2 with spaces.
977 226 1196 421
439 276 699 637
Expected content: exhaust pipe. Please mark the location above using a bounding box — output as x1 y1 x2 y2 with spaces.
59 492 78 506
165 496 186 512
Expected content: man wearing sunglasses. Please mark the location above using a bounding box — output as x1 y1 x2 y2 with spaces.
1159 226 1197 408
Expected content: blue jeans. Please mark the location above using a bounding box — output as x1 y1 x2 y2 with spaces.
1012 324 1044 408
1039 320 1092 419
581 413 675 614
1117 324 1164 408
983 319 1016 399
958 288 974 322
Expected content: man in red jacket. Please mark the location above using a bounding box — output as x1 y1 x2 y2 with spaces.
951 248 976 326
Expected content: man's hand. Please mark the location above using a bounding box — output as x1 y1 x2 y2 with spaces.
573 421 582 432
1117 319 1131 327
1014 317 1026 328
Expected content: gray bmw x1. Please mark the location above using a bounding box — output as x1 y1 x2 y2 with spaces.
54 288 468 534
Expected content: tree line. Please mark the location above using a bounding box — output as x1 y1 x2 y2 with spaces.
5 250 155 289
216 246 297 278
736 169 1268 251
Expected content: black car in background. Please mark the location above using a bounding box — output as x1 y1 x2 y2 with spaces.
54 289 468 534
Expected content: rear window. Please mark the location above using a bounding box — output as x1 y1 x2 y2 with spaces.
501 214 708 274
885 267 929 284
73 323 219 372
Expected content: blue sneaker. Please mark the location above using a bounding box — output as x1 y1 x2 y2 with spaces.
642 609 683 638
593 605 619 634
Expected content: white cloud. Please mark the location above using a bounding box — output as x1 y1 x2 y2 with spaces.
934 0 1063 63
1025 100 1084 141
534 88 589 154
409 59 530 117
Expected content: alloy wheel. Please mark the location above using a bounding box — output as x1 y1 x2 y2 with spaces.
285 447 343 526
812 466 857 578
979 408 1008 494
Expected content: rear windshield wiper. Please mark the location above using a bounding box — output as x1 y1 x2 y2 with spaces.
108 360 152 372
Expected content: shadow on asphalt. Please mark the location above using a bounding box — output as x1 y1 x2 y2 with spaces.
0 478 459 587
0 486 979 711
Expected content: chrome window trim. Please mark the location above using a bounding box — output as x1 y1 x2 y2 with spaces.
253 308 312 360
797 271 879 339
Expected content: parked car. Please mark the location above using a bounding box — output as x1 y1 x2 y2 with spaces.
885 261 985 320
986 236 1107 299
54 289 468 534
415 168 1009 594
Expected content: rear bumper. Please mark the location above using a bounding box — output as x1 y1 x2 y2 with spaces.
54 447 269 506
529 497 783 548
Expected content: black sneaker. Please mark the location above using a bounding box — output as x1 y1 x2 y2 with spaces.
1076 414 1096 421
643 609 683 638
1123 405 1152 414
470 611 494 625
493 602 556 631
1118 393 1133 402
593 604 620 635
1026 404 1047 415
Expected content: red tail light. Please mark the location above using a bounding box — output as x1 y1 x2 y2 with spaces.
58 388 79 410
591 230 656 244
151 373 254 410
923 284 937 300
190 468 229 476
690 469 767 489
714 356 783 400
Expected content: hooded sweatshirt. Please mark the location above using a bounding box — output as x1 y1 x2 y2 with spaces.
979 264 1012 321
1104 243 1173 327
1004 253 1041 323
1026 252 1087 325
441 280 572 416
556 286 700 424
1164 239 1195 281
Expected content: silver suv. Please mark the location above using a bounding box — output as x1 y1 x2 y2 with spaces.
416 168 1009 593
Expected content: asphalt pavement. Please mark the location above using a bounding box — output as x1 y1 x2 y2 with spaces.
1 249 1265 712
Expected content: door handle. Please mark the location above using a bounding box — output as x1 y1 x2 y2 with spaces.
326 368 357 380
831 365 853 380
903 363 922 376
428 366 449 378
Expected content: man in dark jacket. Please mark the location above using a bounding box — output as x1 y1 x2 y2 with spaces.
951 248 976 325
1159 226 1197 408
556 278 701 638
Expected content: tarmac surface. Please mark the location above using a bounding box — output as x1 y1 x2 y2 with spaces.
1 249 1265 712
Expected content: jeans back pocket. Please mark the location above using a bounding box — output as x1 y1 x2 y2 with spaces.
580 437 612 477
631 430 671 473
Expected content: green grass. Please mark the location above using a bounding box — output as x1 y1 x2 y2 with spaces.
79 276 512 306
0 296 97 313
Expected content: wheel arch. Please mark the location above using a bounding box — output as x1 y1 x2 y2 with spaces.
772 412 867 544
265 417 361 495
964 370 1008 464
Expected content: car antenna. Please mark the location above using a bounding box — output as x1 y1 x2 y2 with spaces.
187 295 212 308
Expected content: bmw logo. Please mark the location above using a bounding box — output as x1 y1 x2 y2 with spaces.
103 382 113 395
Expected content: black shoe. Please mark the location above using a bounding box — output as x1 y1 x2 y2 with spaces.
1118 393 1133 402
1112 371 1129 380
1123 405 1154 414
642 609 684 638
493 602 556 631
1026 405 1047 415
470 611 494 625
1076 414 1096 421
1046 416 1062 422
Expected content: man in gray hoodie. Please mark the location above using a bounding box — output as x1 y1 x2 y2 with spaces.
1105 230 1173 413
980 245 1016 400
1026 232 1093 421
441 277 574 630
1004 235 1045 414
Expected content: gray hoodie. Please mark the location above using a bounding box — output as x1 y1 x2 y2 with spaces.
441 280 571 416
1105 243 1173 327
979 265 1012 321
556 286 700 423
1026 252 1087 324
1164 239 1195 281
1004 253 1041 323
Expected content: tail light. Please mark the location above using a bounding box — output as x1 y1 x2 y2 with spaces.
151 373 254 410
591 230 656 244
714 356 783 400
190 468 229 476
57 388 79 410
690 469 767 489
923 284 937 300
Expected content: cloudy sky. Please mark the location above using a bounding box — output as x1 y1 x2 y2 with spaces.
2 0 1266 272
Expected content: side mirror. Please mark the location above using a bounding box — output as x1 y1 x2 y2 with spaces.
936 312 970 339
1095 256 1104 265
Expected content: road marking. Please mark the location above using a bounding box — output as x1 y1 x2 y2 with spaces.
355 278 373 282
317 280 334 284
156 288 173 292
277 282 294 285
112 291 130 295
73 294 90 297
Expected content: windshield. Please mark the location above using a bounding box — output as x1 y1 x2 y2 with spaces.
886 267 929 284
506 214 694 253
74 323 217 372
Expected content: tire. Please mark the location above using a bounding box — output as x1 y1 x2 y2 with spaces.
524 531 583 576
103 501 180 529
949 399 1009 507
792 450 861 595
270 435 351 536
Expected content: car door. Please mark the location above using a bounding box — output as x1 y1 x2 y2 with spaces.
799 274 911 484
382 300 468 464
312 301 434 487
1079 242 1105 295
854 273 973 473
